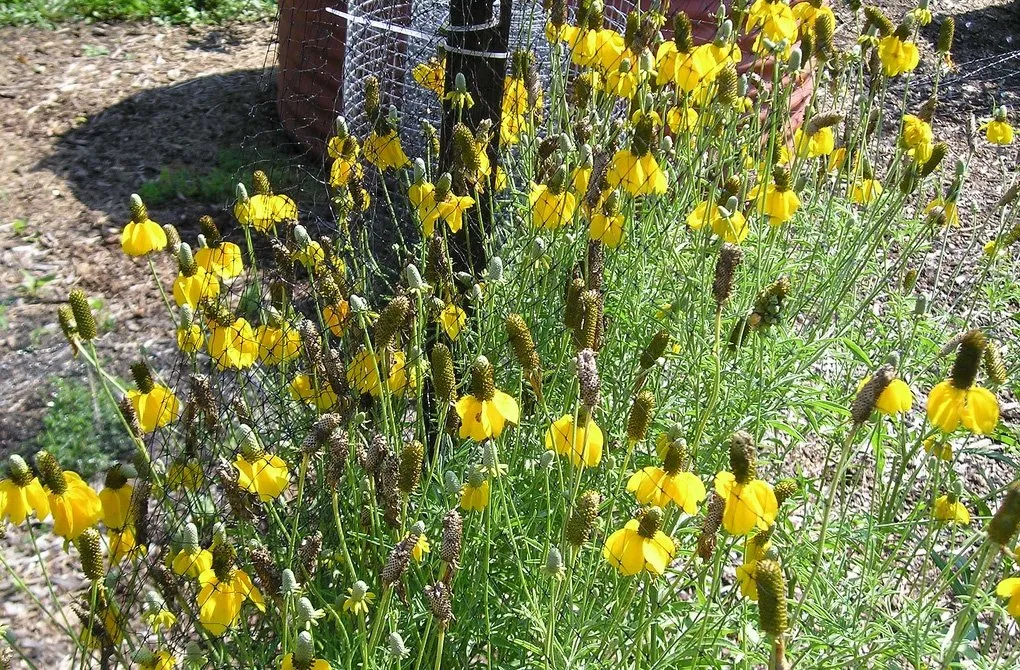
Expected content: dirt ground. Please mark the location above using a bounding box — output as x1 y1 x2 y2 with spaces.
0 1 1018 667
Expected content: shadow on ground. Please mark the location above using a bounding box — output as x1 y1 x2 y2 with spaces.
35 67 329 234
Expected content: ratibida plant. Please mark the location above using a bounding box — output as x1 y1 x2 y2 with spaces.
3 1 1020 668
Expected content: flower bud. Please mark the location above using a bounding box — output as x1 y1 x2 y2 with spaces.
443 470 462 496
388 631 410 659
281 568 300 596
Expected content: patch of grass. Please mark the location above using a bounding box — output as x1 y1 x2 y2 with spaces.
35 377 132 478
137 148 303 208
0 0 275 27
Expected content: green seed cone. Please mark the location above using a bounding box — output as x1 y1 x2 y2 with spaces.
637 506 664 539
565 490 601 546
471 356 496 401
863 6 894 36
627 391 655 443
984 345 1008 385
987 483 1020 545
398 440 425 495
431 343 458 403
374 295 411 350
774 479 799 507
937 17 954 54
68 289 97 341
131 361 155 394
640 330 670 369
506 313 540 372
673 11 694 52
253 170 272 196
76 527 104 581
35 450 66 494
729 431 757 485
850 363 895 425
755 559 788 637
950 330 986 390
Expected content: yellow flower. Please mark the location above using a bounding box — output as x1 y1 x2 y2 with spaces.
343 581 375 616
746 0 798 57
197 567 265 635
589 210 625 248
412 57 445 96
933 494 970 525
324 300 351 338
207 317 259 370
500 77 538 145
455 391 519 442
420 192 475 236
346 349 412 398
460 476 491 512
828 147 848 173
47 471 103 540
627 466 705 513
529 183 577 230
794 127 835 158
878 34 920 77
172 267 220 309
364 130 409 171
995 577 1020 619
792 2 835 33
81 607 122 650
655 42 716 92
927 380 999 435
330 155 364 188
851 179 884 205
572 166 592 195
294 241 326 271
0 462 50 525
666 105 698 134
686 200 718 232
172 547 213 579
925 198 960 227
545 413 604 468
108 525 147 563
984 119 1015 146
121 217 167 257
607 150 668 197
256 324 302 366
127 385 180 433
99 481 132 530
438 304 467 340
713 471 778 536
281 654 330 670
139 651 176 670
735 532 774 601
408 532 431 562
603 508 676 576
856 376 913 415
234 452 291 502
901 115 933 153
194 242 243 280
290 374 339 412
176 324 203 353
234 194 298 232
603 61 639 99
713 207 749 244
167 459 203 492
923 436 953 461
749 182 800 226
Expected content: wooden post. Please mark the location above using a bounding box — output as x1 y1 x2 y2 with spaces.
440 0 513 275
